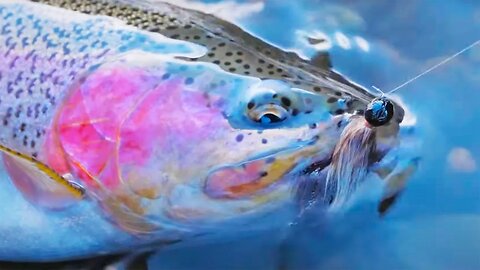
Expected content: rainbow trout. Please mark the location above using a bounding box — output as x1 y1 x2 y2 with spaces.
0 0 417 262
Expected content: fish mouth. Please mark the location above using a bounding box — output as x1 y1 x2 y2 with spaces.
301 157 332 175
204 137 332 201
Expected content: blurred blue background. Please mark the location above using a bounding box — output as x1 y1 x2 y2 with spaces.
151 0 480 269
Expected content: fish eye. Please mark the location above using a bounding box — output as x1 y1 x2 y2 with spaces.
365 97 394 127
244 80 301 125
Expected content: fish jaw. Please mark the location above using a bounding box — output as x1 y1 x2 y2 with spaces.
41 51 343 231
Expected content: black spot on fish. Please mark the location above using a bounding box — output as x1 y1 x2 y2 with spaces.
162 73 171 80
256 68 263 73
218 42 226 47
335 92 343 97
185 77 194 85
235 59 243 64
243 64 250 69
236 134 244 142
229 68 236 72
335 109 345 115
262 138 268 144
281 97 291 107
313 86 322 92
225 52 233 56
327 97 337 103
260 171 268 177
224 61 231 66
292 109 299 116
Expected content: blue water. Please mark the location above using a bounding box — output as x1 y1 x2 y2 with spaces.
150 1 480 269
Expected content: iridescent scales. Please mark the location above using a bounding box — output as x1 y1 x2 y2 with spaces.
0 0 203 158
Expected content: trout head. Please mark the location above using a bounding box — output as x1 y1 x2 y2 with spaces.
42 51 348 232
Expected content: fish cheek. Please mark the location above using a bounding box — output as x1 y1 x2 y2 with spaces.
204 151 303 199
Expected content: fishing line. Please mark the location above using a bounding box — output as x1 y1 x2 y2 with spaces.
371 85 385 96
386 39 480 95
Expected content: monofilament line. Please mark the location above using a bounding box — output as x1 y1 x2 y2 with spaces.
387 39 480 95
371 85 385 96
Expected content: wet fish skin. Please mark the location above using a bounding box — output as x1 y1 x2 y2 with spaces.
0 0 202 158
30 0 378 115
0 0 343 239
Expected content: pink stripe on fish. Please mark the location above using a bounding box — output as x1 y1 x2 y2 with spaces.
46 67 159 189
45 63 227 194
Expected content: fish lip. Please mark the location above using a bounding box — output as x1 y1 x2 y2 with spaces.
301 156 332 175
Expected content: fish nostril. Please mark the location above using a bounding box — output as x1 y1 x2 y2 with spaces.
247 101 255 110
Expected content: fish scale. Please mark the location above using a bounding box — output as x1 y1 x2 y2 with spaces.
0 1 201 157
30 0 376 113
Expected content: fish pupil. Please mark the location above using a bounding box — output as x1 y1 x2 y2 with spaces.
259 113 284 124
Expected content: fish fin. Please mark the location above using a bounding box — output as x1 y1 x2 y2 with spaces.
106 251 154 270
309 51 332 70
102 195 160 234
1 145 85 209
